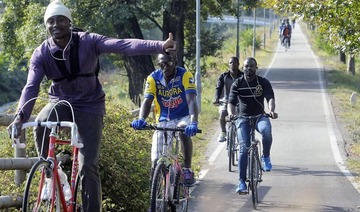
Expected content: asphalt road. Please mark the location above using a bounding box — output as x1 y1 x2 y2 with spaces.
188 24 360 212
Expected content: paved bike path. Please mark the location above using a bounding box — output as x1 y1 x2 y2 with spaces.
189 23 360 211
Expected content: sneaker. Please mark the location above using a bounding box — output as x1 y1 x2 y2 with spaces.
182 168 196 186
262 156 272 172
217 132 226 142
236 180 247 194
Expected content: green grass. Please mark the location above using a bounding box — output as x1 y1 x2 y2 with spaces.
301 22 360 185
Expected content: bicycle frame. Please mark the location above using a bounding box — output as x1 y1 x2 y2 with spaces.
12 121 82 212
241 115 263 210
243 115 263 178
152 128 188 212
134 124 201 212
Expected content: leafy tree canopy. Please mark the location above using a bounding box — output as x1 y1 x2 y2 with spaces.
263 0 360 55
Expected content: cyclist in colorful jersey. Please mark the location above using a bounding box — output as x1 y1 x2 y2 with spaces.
131 53 199 186
227 57 278 194
8 1 176 211
213 56 243 142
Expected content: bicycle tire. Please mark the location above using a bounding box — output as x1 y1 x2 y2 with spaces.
228 132 234 172
285 38 289 51
150 162 169 212
73 173 83 212
172 167 189 212
23 159 63 212
231 126 238 167
249 148 258 210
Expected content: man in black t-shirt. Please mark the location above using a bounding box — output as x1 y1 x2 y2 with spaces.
227 57 278 194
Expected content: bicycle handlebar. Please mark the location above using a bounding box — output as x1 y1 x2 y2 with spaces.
130 124 202 133
226 113 275 122
11 121 83 149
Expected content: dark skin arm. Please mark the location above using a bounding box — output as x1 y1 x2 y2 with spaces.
268 98 278 119
186 93 198 123
138 98 153 120
227 103 236 116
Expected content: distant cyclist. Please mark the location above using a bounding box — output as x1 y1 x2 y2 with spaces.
281 19 292 47
131 53 199 186
213 57 243 142
278 19 286 45
291 17 296 29
227 57 278 194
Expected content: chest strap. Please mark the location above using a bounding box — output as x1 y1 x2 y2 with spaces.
52 32 98 82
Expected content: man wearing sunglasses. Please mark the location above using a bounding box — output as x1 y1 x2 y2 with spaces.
132 53 199 186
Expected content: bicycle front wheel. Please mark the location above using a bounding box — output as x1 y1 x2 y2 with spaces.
231 126 239 167
73 173 83 212
249 148 260 210
173 166 189 212
150 162 169 212
227 129 234 172
23 159 63 212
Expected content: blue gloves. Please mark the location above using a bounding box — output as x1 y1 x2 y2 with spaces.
131 118 147 130
184 121 198 137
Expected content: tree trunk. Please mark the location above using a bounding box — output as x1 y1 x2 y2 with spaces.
113 15 155 106
347 56 355 75
339 51 346 64
163 0 186 67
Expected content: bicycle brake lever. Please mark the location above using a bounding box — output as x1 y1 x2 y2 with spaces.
12 138 26 149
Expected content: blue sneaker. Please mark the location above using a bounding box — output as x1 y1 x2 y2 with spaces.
236 180 247 194
262 156 272 172
183 168 196 186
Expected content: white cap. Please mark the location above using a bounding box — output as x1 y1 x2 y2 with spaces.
44 0 72 25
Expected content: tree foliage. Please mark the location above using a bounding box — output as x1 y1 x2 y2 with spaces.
263 0 360 56
0 0 238 103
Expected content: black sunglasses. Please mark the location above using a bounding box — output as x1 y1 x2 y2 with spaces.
158 61 174 69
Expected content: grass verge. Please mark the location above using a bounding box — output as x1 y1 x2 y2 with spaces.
301 22 360 185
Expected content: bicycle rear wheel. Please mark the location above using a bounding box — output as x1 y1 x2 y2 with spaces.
73 173 83 212
249 148 260 210
23 160 63 212
150 162 169 212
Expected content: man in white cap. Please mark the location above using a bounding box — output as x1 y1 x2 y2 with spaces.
10 0 176 211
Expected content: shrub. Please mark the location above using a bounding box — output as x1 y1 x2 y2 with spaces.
100 101 153 211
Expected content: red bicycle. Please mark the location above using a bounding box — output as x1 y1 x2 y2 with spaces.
10 104 84 211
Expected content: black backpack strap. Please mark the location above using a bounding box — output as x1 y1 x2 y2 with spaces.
53 50 70 79
70 32 80 75
52 32 97 82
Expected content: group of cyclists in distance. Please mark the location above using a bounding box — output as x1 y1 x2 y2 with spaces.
279 17 294 49
8 0 282 210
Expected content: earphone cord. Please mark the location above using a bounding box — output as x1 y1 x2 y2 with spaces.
46 29 73 61
245 75 264 111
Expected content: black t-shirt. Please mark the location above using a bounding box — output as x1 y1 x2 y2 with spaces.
228 75 274 116
214 70 243 101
